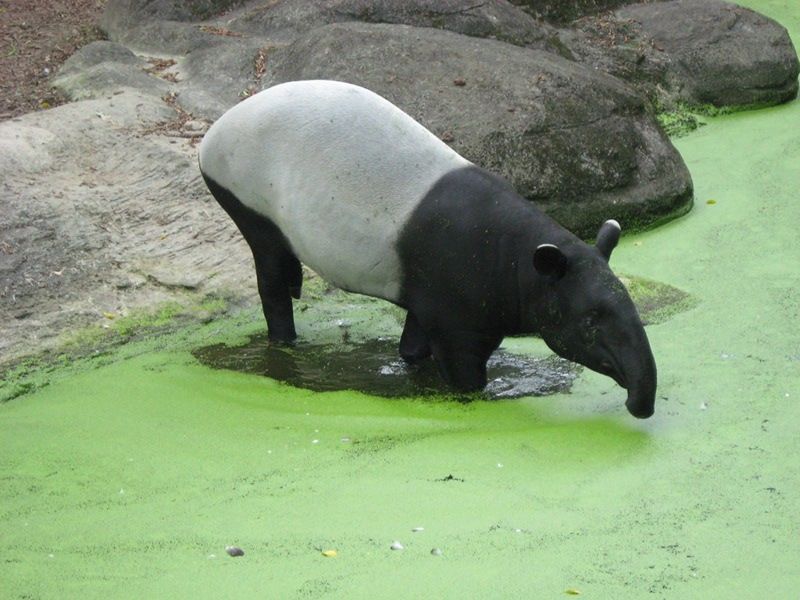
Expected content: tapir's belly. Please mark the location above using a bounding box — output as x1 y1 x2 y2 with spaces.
200 81 469 302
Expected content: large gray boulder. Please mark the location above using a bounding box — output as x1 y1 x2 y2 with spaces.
263 22 693 237
226 0 560 49
565 0 800 108
616 0 799 107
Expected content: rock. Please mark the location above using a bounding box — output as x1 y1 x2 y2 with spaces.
226 0 561 50
102 0 241 30
98 1 218 57
182 119 207 133
263 22 693 237
614 0 799 107
0 122 58 174
508 0 638 24
58 41 144 73
0 93 247 367
53 41 170 101
177 37 270 120
555 15 671 101
565 0 800 109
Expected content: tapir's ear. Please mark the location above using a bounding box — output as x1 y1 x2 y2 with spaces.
595 219 621 261
534 244 568 280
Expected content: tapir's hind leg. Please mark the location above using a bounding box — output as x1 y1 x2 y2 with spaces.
250 239 301 342
202 174 301 342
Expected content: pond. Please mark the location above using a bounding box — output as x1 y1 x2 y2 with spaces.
1 1 798 596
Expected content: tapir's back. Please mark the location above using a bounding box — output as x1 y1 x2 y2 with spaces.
199 80 470 301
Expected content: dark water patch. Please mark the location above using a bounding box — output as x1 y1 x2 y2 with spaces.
192 334 577 399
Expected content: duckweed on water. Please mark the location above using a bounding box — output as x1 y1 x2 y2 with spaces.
2 2 799 596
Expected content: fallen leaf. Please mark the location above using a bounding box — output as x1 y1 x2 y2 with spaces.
321 549 337 558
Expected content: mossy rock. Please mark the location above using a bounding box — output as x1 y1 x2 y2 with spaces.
622 275 698 325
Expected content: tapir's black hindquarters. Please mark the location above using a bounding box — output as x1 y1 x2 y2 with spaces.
202 173 302 342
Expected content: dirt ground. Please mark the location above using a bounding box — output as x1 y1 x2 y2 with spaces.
0 0 106 119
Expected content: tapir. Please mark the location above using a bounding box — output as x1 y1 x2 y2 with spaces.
199 80 657 418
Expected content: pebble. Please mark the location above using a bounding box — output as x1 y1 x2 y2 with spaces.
390 541 404 551
182 119 207 133
431 548 443 556
412 527 424 533
225 546 245 557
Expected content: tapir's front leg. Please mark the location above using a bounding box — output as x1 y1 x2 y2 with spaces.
429 331 502 393
399 312 432 363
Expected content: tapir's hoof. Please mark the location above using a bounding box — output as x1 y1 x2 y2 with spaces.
267 331 297 345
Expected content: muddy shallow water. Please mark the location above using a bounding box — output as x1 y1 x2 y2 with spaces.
1 1 799 597
193 334 577 399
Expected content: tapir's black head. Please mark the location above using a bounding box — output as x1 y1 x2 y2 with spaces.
529 220 657 419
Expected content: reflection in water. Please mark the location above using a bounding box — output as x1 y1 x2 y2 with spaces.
193 335 577 399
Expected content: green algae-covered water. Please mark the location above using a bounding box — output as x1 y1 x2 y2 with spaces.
3 2 799 596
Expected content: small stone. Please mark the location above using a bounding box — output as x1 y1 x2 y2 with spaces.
699 402 708 410
440 131 455 143
183 119 207 133
453 78 466 86
412 527 424 533
390 541 404 551
225 546 245 557
431 548 443 556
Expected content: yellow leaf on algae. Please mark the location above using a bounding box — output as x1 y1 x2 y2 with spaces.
565 589 581 596
321 550 337 558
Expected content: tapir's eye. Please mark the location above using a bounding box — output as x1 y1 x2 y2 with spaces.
581 311 602 334
584 310 600 327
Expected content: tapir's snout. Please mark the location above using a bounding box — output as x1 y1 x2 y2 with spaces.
626 391 655 419
621 345 657 419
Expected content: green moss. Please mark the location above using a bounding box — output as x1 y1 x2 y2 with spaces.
621 274 699 325
656 108 707 138
655 101 768 138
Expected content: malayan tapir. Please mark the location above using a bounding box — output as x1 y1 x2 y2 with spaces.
199 80 657 418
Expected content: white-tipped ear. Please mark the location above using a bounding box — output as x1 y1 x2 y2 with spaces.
596 219 621 261
534 244 568 280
